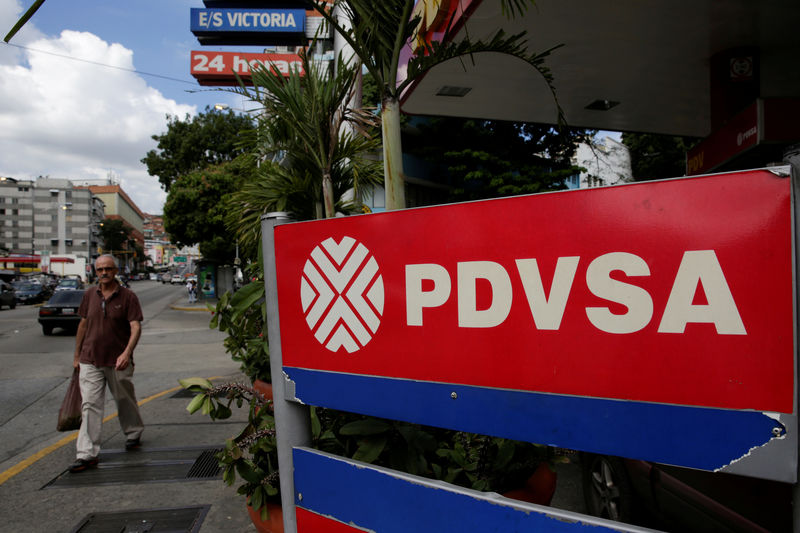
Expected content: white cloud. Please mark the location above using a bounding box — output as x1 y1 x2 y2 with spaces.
0 13 194 214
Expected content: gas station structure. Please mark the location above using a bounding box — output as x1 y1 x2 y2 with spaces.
399 0 800 175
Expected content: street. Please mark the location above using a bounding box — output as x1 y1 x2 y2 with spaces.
0 280 234 473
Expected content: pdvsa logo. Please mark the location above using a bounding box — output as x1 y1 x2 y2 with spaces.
301 237 384 353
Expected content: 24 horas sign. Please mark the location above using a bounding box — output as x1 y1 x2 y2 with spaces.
274 168 796 482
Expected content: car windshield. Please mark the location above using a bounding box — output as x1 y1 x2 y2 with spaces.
58 280 79 287
13 282 40 291
47 291 84 305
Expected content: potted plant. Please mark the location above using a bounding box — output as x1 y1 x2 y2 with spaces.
179 378 281 532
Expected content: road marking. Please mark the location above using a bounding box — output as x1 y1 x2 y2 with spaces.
0 376 225 485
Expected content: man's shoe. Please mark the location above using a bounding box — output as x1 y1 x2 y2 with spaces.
125 437 141 450
69 457 98 473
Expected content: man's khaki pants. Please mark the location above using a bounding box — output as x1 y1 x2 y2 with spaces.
76 363 144 460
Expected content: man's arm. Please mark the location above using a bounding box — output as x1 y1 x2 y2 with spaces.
115 320 141 370
73 318 88 369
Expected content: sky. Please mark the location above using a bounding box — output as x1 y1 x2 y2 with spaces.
0 0 621 215
0 0 253 214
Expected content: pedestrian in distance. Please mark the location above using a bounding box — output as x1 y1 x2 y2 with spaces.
187 278 197 303
69 254 144 473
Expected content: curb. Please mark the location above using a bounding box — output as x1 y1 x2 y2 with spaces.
169 305 213 313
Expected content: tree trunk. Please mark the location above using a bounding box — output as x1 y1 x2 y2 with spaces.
381 98 406 210
322 172 335 218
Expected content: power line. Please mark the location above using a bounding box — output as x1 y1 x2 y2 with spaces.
1 41 198 86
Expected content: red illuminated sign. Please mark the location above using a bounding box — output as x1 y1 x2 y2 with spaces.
190 50 303 86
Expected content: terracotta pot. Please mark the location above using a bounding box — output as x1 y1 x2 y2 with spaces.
252 379 273 402
246 501 283 533
502 462 558 506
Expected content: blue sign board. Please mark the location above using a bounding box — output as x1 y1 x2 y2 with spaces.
293 448 648 532
190 8 305 34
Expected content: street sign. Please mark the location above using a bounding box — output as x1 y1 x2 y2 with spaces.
190 51 303 86
273 168 797 483
190 7 306 46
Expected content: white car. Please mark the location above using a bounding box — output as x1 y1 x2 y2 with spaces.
171 274 184 284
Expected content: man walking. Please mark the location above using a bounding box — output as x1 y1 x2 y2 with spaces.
70 254 144 472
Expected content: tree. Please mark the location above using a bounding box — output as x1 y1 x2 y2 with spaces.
163 157 258 263
309 0 562 210
142 106 255 192
98 218 131 256
405 117 589 201
621 133 700 181
235 52 381 220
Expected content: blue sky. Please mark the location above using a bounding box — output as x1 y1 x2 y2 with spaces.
0 0 256 213
1 0 620 214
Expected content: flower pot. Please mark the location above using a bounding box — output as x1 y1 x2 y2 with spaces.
502 462 558 506
253 379 273 402
246 501 283 533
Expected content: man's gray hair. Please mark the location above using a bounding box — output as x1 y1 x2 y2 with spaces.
96 254 119 268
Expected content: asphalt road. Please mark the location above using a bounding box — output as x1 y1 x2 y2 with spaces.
0 280 235 472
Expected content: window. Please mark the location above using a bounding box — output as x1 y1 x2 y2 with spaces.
65 239 73 246
50 238 58 246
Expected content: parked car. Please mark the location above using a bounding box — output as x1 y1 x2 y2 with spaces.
12 280 50 304
38 289 85 335
54 277 84 291
0 280 16 309
581 453 792 532
161 272 172 284
149 273 159 281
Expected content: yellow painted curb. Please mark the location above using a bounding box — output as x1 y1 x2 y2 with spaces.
0 376 225 486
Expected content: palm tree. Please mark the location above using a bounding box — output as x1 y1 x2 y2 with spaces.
308 0 562 210
225 51 383 254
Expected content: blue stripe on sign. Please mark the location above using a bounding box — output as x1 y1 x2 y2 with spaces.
294 447 637 533
285 367 780 472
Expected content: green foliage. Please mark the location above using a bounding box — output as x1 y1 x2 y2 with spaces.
621 132 701 181
228 51 382 231
98 218 132 255
162 157 258 263
209 277 270 383
142 106 255 192
405 117 589 201
179 379 279 517
310 409 561 493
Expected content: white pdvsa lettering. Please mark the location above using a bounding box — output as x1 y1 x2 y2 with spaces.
405 251 746 335
225 11 297 29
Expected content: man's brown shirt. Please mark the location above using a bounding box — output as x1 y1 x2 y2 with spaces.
77 284 143 367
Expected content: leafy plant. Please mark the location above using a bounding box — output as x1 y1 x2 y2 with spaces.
208 278 270 383
180 378 279 521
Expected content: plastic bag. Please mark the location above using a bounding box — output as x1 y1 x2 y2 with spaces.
57 369 82 431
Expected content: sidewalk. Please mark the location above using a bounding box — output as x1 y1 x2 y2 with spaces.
170 295 217 312
0 296 257 532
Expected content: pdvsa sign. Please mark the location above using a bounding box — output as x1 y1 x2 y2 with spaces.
274 168 797 481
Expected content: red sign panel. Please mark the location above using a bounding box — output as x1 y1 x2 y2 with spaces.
275 169 794 414
190 50 303 86
686 101 759 175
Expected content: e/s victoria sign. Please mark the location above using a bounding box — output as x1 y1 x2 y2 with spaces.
274 168 797 483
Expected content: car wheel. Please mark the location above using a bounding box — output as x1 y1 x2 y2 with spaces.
9 300 14 309
42 325 53 336
582 454 640 524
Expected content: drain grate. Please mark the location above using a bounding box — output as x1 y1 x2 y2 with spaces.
44 447 223 488
69 505 210 533
186 449 222 479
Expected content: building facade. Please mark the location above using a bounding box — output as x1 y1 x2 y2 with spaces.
0 177 105 261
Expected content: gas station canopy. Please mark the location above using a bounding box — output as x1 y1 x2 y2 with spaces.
399 0 800 140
